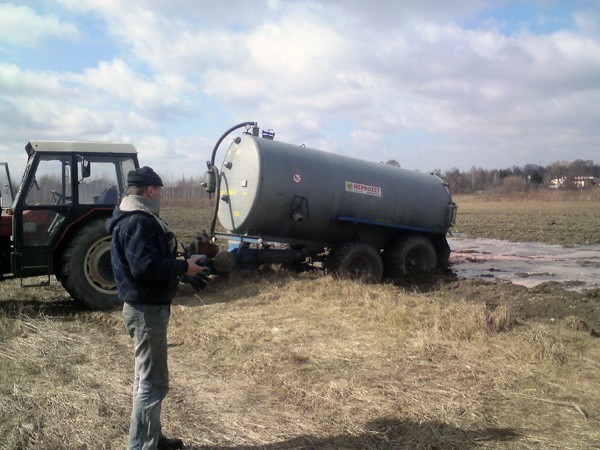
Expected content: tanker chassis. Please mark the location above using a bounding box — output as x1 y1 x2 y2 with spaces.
202 122 457 282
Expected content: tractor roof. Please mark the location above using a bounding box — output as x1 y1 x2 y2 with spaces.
25 140 137 157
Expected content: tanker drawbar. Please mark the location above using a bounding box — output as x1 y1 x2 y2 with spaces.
203 122 457 282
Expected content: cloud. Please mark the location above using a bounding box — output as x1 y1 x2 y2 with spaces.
0 63 93 137
0 3 79 47
0 61 159 138
73 59 196 119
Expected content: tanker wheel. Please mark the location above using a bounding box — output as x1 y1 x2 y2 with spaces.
60 219 121 310
383 234 437 279
326 241 383 283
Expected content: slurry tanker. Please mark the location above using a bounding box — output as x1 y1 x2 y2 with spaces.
201 122 456 282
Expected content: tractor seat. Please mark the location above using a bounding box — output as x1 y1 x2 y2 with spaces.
97 186 118 204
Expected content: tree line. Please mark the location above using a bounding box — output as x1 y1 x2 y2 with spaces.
429 159 600 194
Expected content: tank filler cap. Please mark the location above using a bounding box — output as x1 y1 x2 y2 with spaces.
243 123 260 136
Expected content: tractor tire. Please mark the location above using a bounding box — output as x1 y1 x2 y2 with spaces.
383 234 437 279
326 241 383 283
60 219 120 310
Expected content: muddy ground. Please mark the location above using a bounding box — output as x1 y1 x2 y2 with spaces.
448 196 600 334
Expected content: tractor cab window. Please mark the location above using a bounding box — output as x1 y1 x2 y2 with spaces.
25 155 72 206
77 155 136 204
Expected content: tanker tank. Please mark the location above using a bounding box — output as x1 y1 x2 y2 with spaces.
218 135 454 247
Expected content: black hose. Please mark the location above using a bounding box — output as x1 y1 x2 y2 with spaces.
210 121 256 166
208 121 257 237
209 165 220 237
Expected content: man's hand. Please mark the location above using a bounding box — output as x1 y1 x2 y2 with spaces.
185 255 208 276
182 255 210 291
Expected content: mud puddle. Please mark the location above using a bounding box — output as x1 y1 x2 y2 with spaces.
448 236 600 290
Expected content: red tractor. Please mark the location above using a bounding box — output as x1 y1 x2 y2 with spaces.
0 141 139 309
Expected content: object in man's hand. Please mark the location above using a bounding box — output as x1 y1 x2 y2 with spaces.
181 273 209 291
191 254 207 266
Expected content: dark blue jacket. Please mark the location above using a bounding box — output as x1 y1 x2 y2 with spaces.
107 207 188 305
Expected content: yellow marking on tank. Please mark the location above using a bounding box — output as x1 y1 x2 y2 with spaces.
233 211 240 217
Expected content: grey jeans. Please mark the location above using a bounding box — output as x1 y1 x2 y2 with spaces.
123 302 170 450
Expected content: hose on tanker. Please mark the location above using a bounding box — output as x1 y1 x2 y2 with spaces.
209 165 220 237
209 121 257 167
208 121 257 237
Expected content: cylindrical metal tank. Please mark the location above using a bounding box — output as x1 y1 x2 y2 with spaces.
218 135 454 248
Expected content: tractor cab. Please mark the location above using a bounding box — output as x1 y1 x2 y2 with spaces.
1 141 139 308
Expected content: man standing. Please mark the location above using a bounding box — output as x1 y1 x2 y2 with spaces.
107 166 206 450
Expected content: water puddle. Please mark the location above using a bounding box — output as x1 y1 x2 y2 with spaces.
448 236 600 290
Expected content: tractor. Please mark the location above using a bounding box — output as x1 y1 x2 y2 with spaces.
0 141 139 309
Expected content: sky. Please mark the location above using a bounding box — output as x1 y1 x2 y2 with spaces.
1 0 599 180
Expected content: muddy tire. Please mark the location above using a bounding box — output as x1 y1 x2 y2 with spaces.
326 241 383 283
60 219 120 310
384 235 437 279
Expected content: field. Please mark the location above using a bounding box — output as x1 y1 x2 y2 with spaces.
1 196 600 449
454 193 600 246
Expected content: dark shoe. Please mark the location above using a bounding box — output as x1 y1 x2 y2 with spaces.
158 434 184 450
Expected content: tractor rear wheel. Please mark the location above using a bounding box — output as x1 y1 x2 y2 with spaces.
60 219 120 310
383 234 437 279
326 241 383 283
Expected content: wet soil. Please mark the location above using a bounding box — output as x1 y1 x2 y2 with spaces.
448 236 600 290
441 236 600 334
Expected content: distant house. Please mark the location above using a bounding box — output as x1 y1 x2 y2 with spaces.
550 176 600 188
575 176 600 188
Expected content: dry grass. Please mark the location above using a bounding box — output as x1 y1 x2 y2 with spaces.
1 269 600 449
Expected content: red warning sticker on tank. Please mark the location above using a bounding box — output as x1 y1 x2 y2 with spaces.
345 181 382 197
